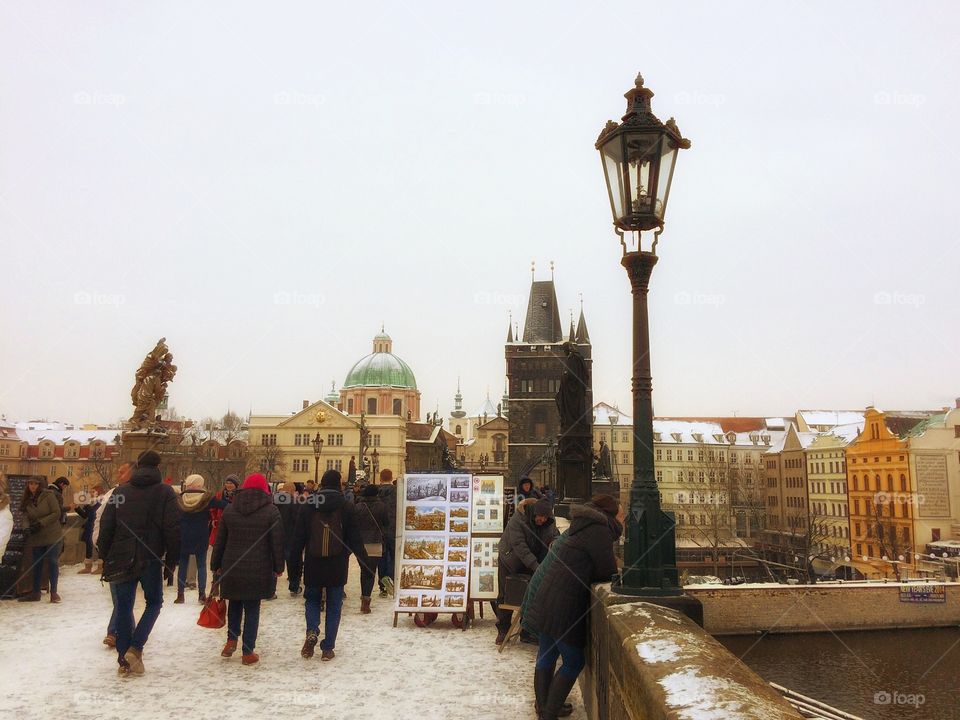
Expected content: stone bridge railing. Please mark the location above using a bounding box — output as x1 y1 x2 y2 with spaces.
580 584 803 720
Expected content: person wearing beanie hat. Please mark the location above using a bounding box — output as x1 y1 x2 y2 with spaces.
493 491 559 645
137 450 162 467
48 476 70 526
211 473 284 666
517 476 541 502
98 448 180 676
523 494 622 719
354 483 388 613
174 474 215 604
289 468 368 661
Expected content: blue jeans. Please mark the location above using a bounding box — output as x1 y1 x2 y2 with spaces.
113 560 164 662
227 599 261 655
536 633 586 680
304 585 344 651
32 543 61 594
177 550 207 595
377 545 394 591
107 582 119 636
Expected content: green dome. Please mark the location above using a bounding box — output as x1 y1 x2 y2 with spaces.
344 352 417 390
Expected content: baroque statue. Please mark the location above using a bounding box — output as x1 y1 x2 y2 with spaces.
129 338 177 431
556 342 590 436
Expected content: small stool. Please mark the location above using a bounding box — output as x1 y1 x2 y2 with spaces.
496 602 523 654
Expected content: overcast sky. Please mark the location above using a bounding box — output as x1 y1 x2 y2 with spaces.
1 1 957 426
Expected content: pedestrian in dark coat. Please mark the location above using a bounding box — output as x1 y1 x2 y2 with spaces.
289 469 367 661
74 489 101 574
97 450 181 676
210 473 283 665
524 495 622 720
175 474 215 603
494 496 558 642
49 477 70 526
376 468 397 596
19 478 63 603
207 475 238 547
354 484 388 612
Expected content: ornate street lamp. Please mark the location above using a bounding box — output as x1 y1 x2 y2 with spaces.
596 74 696 609
312 432 324 485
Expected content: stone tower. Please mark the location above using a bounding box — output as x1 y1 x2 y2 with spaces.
506 277 592 490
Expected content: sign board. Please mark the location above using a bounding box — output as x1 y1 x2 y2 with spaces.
915 455 950 518
471 475 504 534
469 537 500 599
395 474 472 613
899 584 946 603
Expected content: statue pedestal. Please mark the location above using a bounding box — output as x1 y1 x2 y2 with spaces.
121 430 170 465
554 432 592 518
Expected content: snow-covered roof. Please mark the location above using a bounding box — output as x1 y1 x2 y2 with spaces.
829 422 863 444
653 420 727 445
14 422 119 446
593 402 633 426
799 410 865 428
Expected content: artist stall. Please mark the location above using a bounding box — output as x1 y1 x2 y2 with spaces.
393 473 473 628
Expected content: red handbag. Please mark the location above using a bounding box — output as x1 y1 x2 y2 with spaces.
197 596 227 629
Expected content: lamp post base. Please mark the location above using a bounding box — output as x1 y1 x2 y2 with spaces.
608 581 704 627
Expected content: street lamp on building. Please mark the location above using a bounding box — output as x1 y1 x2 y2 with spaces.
312 432 324 485
595 73 696 608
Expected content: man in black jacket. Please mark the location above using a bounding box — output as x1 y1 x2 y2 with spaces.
97 450 180 677
494 497 558 643
289 469 367 661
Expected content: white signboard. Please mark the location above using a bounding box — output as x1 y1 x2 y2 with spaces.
471 475 505 534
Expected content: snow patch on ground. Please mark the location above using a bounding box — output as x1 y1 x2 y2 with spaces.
635 638 682 664
0 559 585 720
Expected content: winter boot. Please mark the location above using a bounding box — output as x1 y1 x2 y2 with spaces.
78 560 93 574
198 591 207 604
124 648 145 676
117 658 132 677
221 639 238 657
103 634 117 649
242 652 259 665
18 591 41 602
49 592 62 603
495 630 507 645
321 648 335 661
541 672 577 720
174 591 185 604
361 597 372 614
534 668 552 716
301 631 318 659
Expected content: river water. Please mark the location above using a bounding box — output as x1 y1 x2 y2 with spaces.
719 628 960 719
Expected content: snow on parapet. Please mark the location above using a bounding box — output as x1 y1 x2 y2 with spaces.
636 638 683 664
659 667 786 720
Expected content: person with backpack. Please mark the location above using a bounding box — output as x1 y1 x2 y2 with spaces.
289 469 368 661
97 450 180 677
210 473 284 666
354 484 388 613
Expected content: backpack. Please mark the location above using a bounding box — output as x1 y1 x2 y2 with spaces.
308 507 345 558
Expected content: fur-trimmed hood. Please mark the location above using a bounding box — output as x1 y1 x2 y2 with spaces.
178 489 214 513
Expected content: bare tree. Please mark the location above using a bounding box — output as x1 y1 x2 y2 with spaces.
246 443 286 484
872 496 910 581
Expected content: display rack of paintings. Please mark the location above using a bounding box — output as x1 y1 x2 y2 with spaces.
470 475 504 534
394 473 473 626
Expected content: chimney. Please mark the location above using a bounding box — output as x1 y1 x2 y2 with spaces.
303 400 309 410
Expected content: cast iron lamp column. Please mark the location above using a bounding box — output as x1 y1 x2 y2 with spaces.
312 432 324 484
595 75 699 613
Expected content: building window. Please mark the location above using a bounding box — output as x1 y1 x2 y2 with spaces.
372 434 381 448
261 434 277 446
347 398 354 414
393 399 402 416
367 398 378 415
900 474 907 492
656 449 662 461
622 452 628 464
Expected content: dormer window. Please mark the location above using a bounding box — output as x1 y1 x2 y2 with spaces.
749 434 759 445
761 434 771 445
653 432 662 442
671 432 682 443
713 434 725 444
692 433 703 443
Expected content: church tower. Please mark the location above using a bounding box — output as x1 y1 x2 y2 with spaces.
505 273 592 487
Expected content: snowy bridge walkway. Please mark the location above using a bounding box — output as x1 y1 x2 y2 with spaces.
0 558 585 720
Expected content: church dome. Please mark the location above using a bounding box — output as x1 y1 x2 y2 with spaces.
343 332 418 390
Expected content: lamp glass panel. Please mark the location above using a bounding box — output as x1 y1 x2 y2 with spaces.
600 136 625 220
624 132 660 217
655 141 678 221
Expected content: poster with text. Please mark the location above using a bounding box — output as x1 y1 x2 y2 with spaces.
395 473 472 613
471 475 505 534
